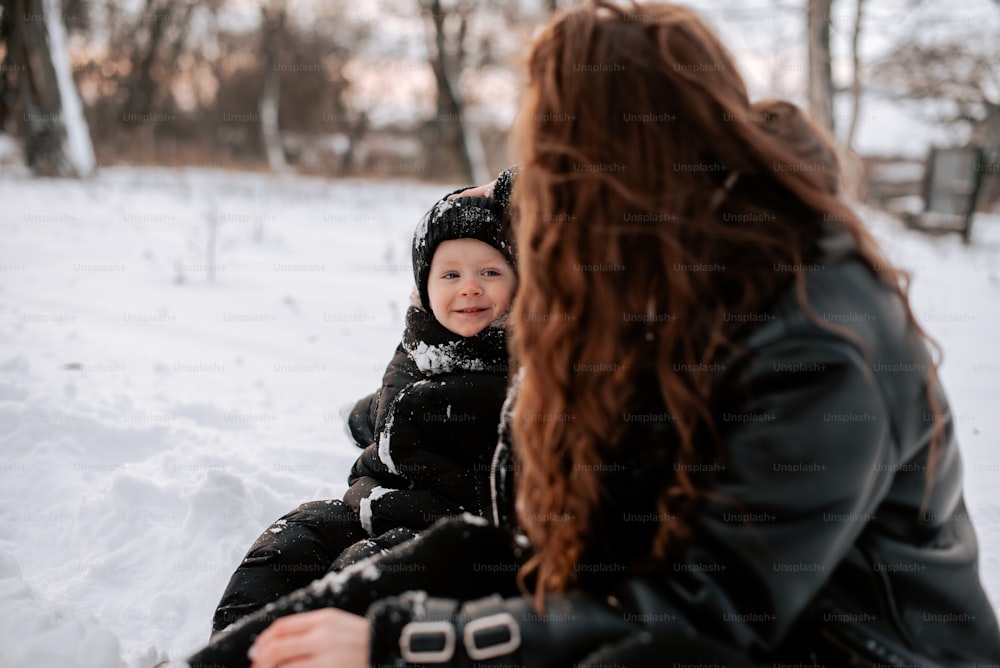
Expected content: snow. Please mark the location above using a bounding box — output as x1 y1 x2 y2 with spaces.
405 337 494 375
0 135 25 171
377 413 400 475
359 562 381 582
0 168 444 667
413 198 459 255
1 168 999 667
869 161 925 183
305 549 387 599
458 513 489 527
407 340 460 374
42 0 96 177
358 486 392 536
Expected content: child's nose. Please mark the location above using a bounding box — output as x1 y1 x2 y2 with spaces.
459 278 484 295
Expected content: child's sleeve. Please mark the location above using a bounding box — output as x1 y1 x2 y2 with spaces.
343 472 460 536
343 376 502 533
346 391 378 447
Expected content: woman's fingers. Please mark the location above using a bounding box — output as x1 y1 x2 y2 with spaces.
249 609 371 668
249 633 311 667
260 608 339 637
446 180 497 200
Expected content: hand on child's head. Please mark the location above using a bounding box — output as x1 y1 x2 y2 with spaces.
428 238 516 337
447 180 497 201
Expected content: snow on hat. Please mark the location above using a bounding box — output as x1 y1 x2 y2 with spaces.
412 195 516 312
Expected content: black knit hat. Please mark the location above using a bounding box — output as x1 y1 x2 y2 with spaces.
412 195 516 312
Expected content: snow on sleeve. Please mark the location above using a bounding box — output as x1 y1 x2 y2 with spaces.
377 413 400 475
305 543 394 598
458 512 489 526
359 486 394 535
359 562 381 582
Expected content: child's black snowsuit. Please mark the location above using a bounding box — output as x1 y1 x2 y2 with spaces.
211 306 509 632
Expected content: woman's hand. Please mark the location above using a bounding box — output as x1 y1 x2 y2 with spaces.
447 179 497 200
248 608 370 668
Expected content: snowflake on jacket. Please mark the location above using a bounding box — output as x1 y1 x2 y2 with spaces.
344 304 510 536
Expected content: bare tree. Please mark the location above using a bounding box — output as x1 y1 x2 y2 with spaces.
120 0 167 120
872 41 1000 138
112 0 202 161
833 0 870 200
120 0 184 121
0 0 95 176
259 0 288 173
806 0 835 133
872 28 1000 206
420 0 490 183
844 0 865 152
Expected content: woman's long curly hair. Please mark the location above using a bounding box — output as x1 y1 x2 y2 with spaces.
508 1 943 607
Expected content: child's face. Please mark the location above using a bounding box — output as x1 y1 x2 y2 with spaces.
428 238 516 337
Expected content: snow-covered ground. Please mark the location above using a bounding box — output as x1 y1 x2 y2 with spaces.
1 167 998 667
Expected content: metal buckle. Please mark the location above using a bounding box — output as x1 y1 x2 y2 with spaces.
463 612 522 661
399 620 456 663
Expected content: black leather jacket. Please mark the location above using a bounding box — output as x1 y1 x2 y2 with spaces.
365 225 1000 667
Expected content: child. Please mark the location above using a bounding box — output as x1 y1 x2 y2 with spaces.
210 195 516 633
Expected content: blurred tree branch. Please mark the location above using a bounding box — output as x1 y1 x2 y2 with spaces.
844 0 864 152
420 0 489 182
259 0 287 173
870 8 1000 206
871 40 999 131
807 0 834 133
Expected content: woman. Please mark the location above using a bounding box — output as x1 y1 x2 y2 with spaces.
198 3 1000 666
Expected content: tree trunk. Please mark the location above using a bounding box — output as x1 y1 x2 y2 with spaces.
422 0 489 183
806 0 835 133
838 0 867 202
844 0 864 151
1 0 17 133
205 206 218 283
259 2 287 173
340 110 368 176
2 0 94 176
122 0 172 121
457 111 489 184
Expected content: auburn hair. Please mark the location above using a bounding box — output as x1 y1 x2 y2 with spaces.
507 1 943 608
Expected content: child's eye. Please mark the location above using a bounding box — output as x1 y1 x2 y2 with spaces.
483 269 502 277
442 271 460 279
